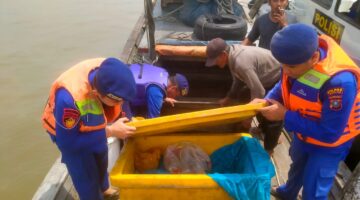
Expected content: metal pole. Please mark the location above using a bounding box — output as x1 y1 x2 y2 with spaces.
144 0 156 61
248 0 266 19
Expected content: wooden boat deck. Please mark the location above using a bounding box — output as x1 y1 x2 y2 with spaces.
138 0 253 53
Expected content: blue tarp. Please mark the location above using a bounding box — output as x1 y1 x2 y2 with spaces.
157 38 241 46
209 136 275 200
179 0 244 27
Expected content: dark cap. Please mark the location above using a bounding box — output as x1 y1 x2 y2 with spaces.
175 73 189 96
205 38 227 67
270 23 319 65
95 57 136 101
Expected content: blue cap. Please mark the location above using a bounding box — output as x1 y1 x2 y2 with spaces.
270 23 318 65
175 73 189 96
95 58 136 101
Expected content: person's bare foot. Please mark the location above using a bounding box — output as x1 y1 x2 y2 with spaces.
270 186 283 199
103 187 119 200
266 150 274 157
249 127 263 140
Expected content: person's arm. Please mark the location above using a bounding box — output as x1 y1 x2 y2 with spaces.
244 17 260 45
284 72 357 143
54 88 82 150
121 101 133 119
242 38 254 46
226 74 242 99
219 77 240 106
146 85 165 118
265 81 283 102
240 69 266 100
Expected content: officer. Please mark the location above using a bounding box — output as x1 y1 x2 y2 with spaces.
253 24 360 199
123 63 189 119
42 58 137 200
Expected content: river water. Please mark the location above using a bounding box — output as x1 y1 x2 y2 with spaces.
0 0 142 198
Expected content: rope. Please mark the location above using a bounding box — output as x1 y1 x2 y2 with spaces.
153 4 184 22
197 0 210 3
271 156 281 186
216 0 235 15
201 18 207 40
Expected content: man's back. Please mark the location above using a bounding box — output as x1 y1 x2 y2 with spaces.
228 45 281 89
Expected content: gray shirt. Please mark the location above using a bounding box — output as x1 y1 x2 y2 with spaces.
227 45 281 100
247 11 297 49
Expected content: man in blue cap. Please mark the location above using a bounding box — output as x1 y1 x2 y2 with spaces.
123 63 189 119
42 58 137 200
251 23 360 199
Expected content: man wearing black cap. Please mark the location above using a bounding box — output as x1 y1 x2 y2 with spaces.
205 37 283 155
206 38 281 102
254 23 360 199
42 58 137 200
123 63 189 119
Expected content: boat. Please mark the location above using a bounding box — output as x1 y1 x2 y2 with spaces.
33 0 360 199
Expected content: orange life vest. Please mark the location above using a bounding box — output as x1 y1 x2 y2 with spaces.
281 34 360 147
42 58 121 135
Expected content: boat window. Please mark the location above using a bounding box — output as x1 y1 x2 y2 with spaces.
335 0 360 27
311 0 334 9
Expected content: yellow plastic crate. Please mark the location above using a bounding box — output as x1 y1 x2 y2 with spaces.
110 133 250 200
127 103 264 136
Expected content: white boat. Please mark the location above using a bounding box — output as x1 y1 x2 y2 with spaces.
33 0 360 199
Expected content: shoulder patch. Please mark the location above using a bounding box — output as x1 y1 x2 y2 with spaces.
327 87 343 111
327 87 343 98
62 108 80 129
181 88 188 96
329 98 342 111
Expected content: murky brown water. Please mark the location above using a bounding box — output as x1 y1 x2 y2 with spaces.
0 0 142 198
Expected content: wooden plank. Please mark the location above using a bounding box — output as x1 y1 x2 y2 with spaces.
55 176 78 200
272 132 291 185
337 161 352 185
119 13 147 63
32 158 68 200
341 162 360 200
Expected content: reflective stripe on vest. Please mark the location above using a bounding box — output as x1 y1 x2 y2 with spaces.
281 35 360 147
41 58 121 135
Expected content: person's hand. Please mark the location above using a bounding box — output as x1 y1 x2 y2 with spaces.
241 117 253 130
218 97 231 107
258 99 287 121
164 97 177 107
106 117 136 139
249 98 268 105
273 8 287 27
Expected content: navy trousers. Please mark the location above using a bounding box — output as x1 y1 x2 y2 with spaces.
276 137 349 200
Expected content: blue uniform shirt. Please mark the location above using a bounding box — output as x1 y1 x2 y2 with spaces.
146 85 166 118
265 50 357 152
53 69 107 152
